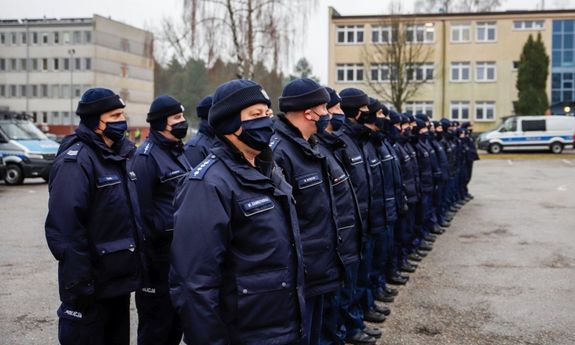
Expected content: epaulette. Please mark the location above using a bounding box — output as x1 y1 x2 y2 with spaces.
189 154 217 180
63 142 84 162
137 142 154 156
269 135 281 151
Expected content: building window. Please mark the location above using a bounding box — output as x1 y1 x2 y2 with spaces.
32 85 38 97
372 25 396 43
0 85 5 97
54 32 60 44
42 58 48 71
476 22 496 42
61 85 70 98
63 58 70 71
336 63 364 82
21 32 27 45
10 58 17 72
552 20 575 104
475 101 495 121
53 58 60 71
31 58 38 71
405 101 434 117
84 31 92 43
406 23 435 43
42 32 49 44
336 25 364 44
63 31 70 44
85 58 92 70
450 62 470 82
513 20 544 30
451 23 471 42
73 31 82 44
73 85 82 97
0 33 5 44
11 32 17 45
450 101 469 120
370 63 390 82
476 61 496 81
0 58 5 71
32 32 38 44
20 58 27 71
407 63 434 81
10 85 17 97
20 85 27 97
75 58 81 70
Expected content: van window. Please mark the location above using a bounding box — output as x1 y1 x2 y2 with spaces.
0 120 48 140
522 119 546 132
502 117 517 132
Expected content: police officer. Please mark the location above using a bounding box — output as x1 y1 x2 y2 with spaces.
170 80 305 345
45 88 144 345
184 95 216 167
461 121 479 201
130 95 190 345
315 88 379 345
327 89 385 344
271 78 342 345
429 121 449 233
339 88 388 325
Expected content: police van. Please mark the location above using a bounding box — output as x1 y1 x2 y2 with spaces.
0 112 60 185
478 115 575 154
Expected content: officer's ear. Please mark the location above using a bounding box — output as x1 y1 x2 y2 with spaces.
304 109 314 121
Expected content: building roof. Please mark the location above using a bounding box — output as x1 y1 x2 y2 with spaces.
331 7 575 21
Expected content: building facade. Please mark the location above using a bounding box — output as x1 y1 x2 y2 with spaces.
0 15 154 136
328 8 575 132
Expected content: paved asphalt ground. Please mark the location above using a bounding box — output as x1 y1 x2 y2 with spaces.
1 153 574 345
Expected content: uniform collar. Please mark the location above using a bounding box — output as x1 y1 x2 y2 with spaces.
75 124 135 161
274 114 322 157
149 130 183 154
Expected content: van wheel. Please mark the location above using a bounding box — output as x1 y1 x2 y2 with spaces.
550 142 563 154
5 164 24 185
489 143 502 154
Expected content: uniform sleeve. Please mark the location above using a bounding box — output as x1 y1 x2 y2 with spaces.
169 178 231 345
44 158 94 298
130 154 158 241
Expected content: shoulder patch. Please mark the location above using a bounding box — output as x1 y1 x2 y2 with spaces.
137 142 154 156
189 154 217 180
269 136 281 151
63 142 84 162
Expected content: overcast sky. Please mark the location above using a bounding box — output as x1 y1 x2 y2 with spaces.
2 0 574 83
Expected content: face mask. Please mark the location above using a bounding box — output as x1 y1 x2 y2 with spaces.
374 118 386 130
101 120 127 143
170 121 189 139
401 127 412 137
312 110 330 134
237 116 274 151
330 113 346 131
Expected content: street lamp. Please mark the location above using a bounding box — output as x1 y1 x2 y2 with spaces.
564 105 572 115
68 48 75 125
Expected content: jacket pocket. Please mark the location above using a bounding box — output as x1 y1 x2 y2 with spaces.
235 268 296 332
95 238 138 282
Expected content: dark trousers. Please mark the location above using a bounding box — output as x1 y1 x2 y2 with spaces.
58 294 130 345
320 290 343 345
136 289 183 345
358 235 375 313
340 262 364 339
303 294 325 345
372 224 394 291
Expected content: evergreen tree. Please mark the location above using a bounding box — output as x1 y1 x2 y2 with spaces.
515 33 550 115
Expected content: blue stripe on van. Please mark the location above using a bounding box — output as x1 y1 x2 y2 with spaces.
500 135 573 142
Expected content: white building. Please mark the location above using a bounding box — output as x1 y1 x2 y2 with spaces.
0 15 154 135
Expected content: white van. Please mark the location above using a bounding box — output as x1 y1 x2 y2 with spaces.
477 115 575 154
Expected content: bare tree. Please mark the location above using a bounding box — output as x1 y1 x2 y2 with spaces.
364 13 434 112
159 0 316 79
414 0 502 13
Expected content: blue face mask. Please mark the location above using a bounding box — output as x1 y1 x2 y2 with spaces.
236 116 274 151
330 113 346 131
313 110 330 133
374 118 386 130
101 120 127 143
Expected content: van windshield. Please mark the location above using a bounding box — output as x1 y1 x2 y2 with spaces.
0 121 48 140
500 118 517 132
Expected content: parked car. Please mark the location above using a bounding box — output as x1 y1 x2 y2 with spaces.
478 115 575 154
0 112 60 185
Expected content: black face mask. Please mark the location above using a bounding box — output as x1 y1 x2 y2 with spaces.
170 121 189 139
236 116 274 151
101 120 127 143
374 118 386 131
356 110 372 124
